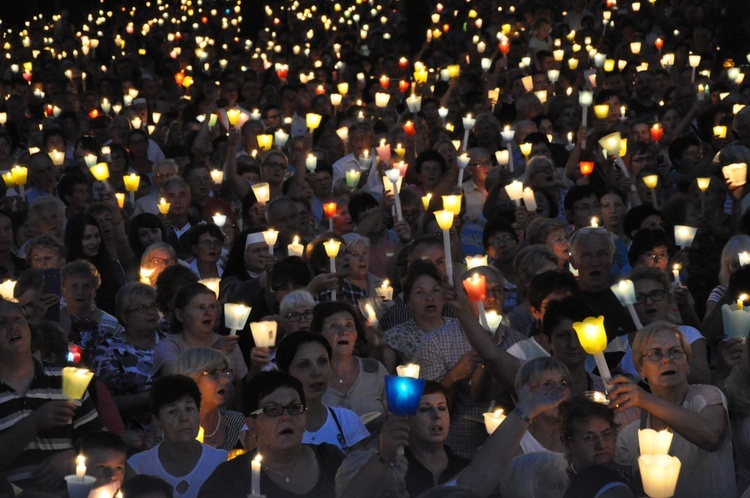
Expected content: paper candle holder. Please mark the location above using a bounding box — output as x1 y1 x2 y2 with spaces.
65 475 96 498
721 302 750 338
674 225 697 248
638 428 674 455
442 195 462 216
250 321 278 348
224 303 252 333
722 163 747 188
90 163 109 182
463 274 486 301
465 255 488 270
251 182 271 204
485 311 503 334
572 316 607 355
396 363 420 378
598 132 622 156
483 409 507 434
199 278 221 299
638 454 681 498
384 375 426 416
62 367 95 400
123 173 140 192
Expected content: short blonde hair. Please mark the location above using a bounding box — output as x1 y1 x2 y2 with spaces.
631 321 691 372
175 348 230 381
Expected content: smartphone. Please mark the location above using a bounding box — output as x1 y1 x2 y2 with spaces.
43 268 61 322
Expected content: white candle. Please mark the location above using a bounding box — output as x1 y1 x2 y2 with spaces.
522 188 537 212
287 236 304 258
396 363 420 378
672 265 681 286
377 279 394 301
251 454 262 496
483 409 506 434
263 229 279 255
76 455 86 479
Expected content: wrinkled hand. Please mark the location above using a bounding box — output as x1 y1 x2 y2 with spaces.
451 350 482 382
212 334 240 356
250 347 272 366
308 272 338 293
516 381 569 419
606 375 650 412
379 415 410 462
33 449 74 490
32 400 77 431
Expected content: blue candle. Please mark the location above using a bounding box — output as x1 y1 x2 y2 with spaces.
385 375 426 416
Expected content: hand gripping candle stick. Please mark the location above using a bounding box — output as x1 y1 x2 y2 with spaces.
463 273 490 330
572 316 612 386
324 239 342 301
434 210 455 285
224 303 251 336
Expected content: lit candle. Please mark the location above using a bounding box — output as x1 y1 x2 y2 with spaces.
274 129 290 147
394 143 406 159
442 194 462 216
385 169 403 221
593 104 610 120
250 321 278 347
384 375 427 416
522 188 537 212
212 213 226 228
713 125 727 139
251 454 262 497
11 165 27 199
638 454 681 498
305 154 318 172
435 210 455 284
226 109 241 128
422 193 432 211
740 251 750 267
611 280 644 330
262 228 279 255
463 273 490 330
572 316 612 384
76 455 86 479
504 180 524 207
639 428 673 455
722 294 750 338
465 255 488 270
84 154 98 168
483 409 506 434
306 113 322 131
90 163 109 182
49 149 65 166
485 311 503 334
579 161 595 176
697 177 710 217
519 142 532 159
579 90 593 148
643 175 659 208
197 426 204 442
323 202 337 231
461 114 475 151
198 278 221 299
157 198 170 215
396 363 420 378
287 235 304 258
650 123 664 142
674 225 697 249
722 163 747 189
115 193 125 209
62 367 95 400
224 303 252 335
377 279 394 301
139 267 155 285
672 264 681 286
324 239 342 300
251 182 270 204
123 173 140 203
210 169 224 184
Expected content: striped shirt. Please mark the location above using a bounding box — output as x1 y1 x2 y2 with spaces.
0 359 102 488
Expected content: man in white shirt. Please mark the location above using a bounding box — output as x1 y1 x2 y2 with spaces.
331 122 382 201
462 148 491 224
134 159 180 215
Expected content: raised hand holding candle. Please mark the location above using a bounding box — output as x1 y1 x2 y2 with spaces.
483 409 506 434
262 229 279 255
250 321 278 348
288 235 304 257
224 303 252 335
572 316 612 385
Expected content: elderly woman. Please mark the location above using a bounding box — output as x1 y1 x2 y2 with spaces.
126 375 228 493
153 282 248 394
276 331 369 454
140 242 178 286
91 282 164 430
174 348 247 450
60 260 124 360
198 371 345 497
312 302 387 431
609 321 736 497
184 223 224 279
220 229 277 303
341 233 383 303
526 217 570 270
305 232 348 304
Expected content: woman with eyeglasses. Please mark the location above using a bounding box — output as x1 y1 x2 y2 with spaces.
174 348 247 451
608 321 736 497
260 150 289 200
153 283 248 398
198 371 345 497
276 331 369 454
140 242 178 286
91 282 165 436
616 267 710 384
185 224 224 279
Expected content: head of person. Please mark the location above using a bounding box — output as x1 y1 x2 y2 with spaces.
599 188 628 233
627 228 671 272
564 186 602 229
409 381 452 447
150 375 202 443
243 371 307 452
348 192 382 235
279 290 316 334
154 264 199 319
119 475 173 498
275 331 333 402
175 348 234 411
13 269 47 322
466 147 493 186
28 196 66 240
528 270 579 325
526 217 569 268
483 217 520 264
460 265 506 314
160 178 191 217
542 296 598 371
513 245 559 300
560 393 618 472
719 235 750 286
568 227 616 292
631 321 691 388
260 150 289 186
61 260 101 314
629 267 672 326
408 235 447 278
171 282 219 336
623 204 664 240
310 301 363 359
141 242 177 282
347 122 374 157
342 233 370 280
399 189 421 232
268 258 313 306
515 357 572 419
265 196 300 242
75 432 127 488
65 213 106 261
415 149 448 192
115 282 159 333
151 159 180 190
128 213 167 259
403 260 445 321
306 232 347 275
28 153 59 194
188 223 224 264
500 452 569 498
525 156 556 189
25 234 66 270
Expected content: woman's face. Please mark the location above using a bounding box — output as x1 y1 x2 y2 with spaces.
599 194 626 232
633 278 670 325
637 330 689 389
62 274 96 314
252 387 306 453
193 232 222 264
196 362 233 410
545 228 570 265
0 137 11 160
178 292 220 336
409 392 450 445
346 243 369 280
109 149 127 173
288 341 330 403
0 215 13 253
146 248 176 278
321 311 358 357
244 242 268 274
281 305 314 334
157 396 201 444
138 227 163 249
122 292 160 333
564 416 617 472
549 318 588 368
247 203 266 229
408 275 445 322
528 369 571 421
82 224 102 257
637 245 669 272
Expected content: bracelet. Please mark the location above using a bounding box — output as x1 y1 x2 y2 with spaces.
514 407 534 425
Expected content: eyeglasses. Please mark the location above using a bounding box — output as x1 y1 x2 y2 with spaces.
149 257 175 266
284 310 313 322
490 234 516 245
202 368 234 380
250 402 306 417
263 162 287 170
568 428 617 446
469 160 492 168
644 251 669 262
634 289 667 304
127 303 160 314
642 347 686 363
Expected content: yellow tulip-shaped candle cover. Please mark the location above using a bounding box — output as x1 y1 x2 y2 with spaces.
572 316 612 384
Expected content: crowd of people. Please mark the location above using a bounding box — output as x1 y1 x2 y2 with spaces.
1 0 750 496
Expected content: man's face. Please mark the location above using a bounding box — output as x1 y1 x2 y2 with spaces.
153 166 179 189
86 449 126 488
570 232 614 292
29 247 65 269
635 73 654 98
0 301 31 357
163 184 191 216
631 124 650 143
569 194 601 229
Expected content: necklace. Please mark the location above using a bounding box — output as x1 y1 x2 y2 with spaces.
263 465 292 484
204 411 222 439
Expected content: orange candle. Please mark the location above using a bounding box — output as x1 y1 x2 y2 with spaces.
403 121 416 136
323 202 337 219
650 123 664 142
579 161 595 176
463 274 487 301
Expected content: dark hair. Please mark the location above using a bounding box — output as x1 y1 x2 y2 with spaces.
275 331 333 373
171 282 215 334
56 173 90 206
128 213 167 260
560 393 617 441
269 257 313 291
155 264 199 314
120 475 174 498
306 233 346 274
627 228 671 265
623 204 662 240
527 270 579 310
415 149 448 175
403 259 443 303
310 301 364 339
243 371 306 416
348 192 379 224
29 321 68 365
187 223 225 247
563 185 601 215
14 268 44 298
75 431 127 457
483 216 518 250
668 134 702 165
542 296 596 337
64 213 112 263
150 375 202 417
422 380 454 417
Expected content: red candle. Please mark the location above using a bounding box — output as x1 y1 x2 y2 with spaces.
277 67 288 80
403 121 416 136
323 202 337 219
399 80 410 93
315 85 326 95
45 104 54 117
22 72 32 83
174 72 185 86
579 161 595 176
654 38 664 51
463 274 487 301
88 109 100 119
499 40 510 55
379 75 390 90
442 24 450 33
650 123 664 142
399 57 409 71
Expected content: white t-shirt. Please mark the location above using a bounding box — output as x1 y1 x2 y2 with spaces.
302 406 369 453
127 443 228 498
